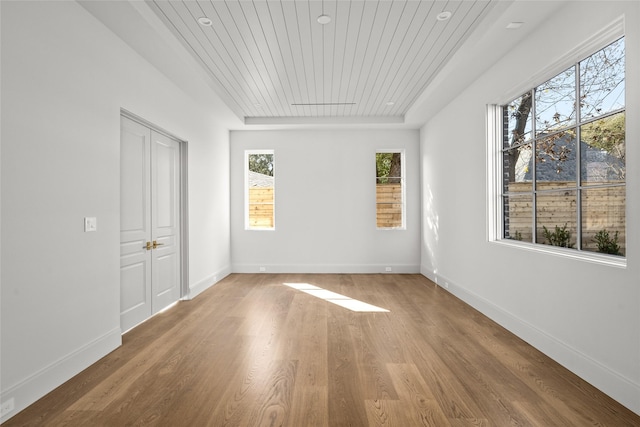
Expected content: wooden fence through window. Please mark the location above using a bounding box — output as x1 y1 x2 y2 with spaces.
507 181 625 254
248 187 274 228
376 183 403 228
248 184 404 229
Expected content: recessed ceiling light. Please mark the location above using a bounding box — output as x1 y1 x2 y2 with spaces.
506 22 524 30
386 101 395 106
254 103 262 108
197 17 213 27
436 11 452 21
317 15 331 25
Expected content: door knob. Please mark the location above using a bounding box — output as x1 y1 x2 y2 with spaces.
152 240 164 249
143 241 152 250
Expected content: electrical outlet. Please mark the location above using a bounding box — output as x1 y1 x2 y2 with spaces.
385 267 392 272
259 266 266 272
1 398 15 417
84 217 97 232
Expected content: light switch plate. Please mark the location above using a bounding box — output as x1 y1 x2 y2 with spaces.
84 217 97 232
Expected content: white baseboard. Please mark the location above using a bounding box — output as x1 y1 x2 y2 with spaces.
187 266 232 299
0 327 121 423
231 263 420 274
420 266 640 416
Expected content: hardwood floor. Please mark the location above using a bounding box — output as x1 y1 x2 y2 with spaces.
5 274 639 426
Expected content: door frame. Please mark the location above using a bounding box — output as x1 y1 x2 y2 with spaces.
120 109 189 300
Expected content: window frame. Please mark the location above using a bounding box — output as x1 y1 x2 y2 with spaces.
487 20 626 267
376 149 406 230
245 149 275 231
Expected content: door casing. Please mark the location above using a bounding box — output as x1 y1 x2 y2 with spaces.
120 109 189 332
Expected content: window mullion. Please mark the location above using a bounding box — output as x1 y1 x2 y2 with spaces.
531 89 537 244
575 62 583 250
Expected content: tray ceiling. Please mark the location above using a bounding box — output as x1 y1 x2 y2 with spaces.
148 0 496 124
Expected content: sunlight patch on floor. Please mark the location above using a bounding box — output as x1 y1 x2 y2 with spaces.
283 283 390 312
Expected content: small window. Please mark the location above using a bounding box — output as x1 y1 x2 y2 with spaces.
246 150 275 230
498 37 625 257
376 151 405 229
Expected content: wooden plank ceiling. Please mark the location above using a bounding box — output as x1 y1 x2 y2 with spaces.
149 0 495 122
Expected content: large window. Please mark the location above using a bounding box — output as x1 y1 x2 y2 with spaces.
376 150 405 229
500 37 625 257
246 150 275 230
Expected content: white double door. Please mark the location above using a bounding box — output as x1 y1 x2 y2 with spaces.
120 115 181 332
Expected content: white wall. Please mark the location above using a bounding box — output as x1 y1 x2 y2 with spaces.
231 130 420 273
0 1 234 421
420 1 640 415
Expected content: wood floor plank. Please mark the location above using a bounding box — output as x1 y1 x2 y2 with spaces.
139 318 249 425
364 399 404 426
285 292 330 426
209 288 294 425
326 307 371 426
350 316 400 401
243 360 297 427
286 386 328 427
4 274 639 426
386 363 451 426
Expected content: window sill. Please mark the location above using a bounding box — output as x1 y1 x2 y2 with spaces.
491 239 627 268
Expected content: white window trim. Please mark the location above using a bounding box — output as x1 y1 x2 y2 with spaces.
245 149 275 231
486 19 626 268
376 149 406 230
487 106 626 268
